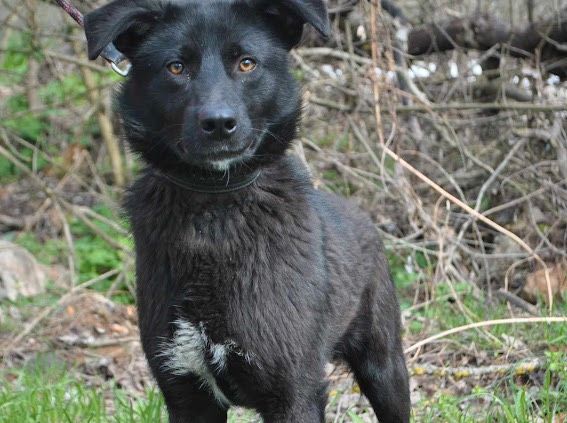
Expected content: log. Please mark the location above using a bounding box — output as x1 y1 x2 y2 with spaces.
408 15 510 56
407 8 567 65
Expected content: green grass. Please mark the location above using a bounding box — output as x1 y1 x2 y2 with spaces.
0 361 166 423
415 371 567 422
2 361 565 422
0 32 121 176
0 362 257 423
321 168 359 196
2 243 565 422
3 225 566 422
386 247 567 349
12 202 134 303
400 278 567 347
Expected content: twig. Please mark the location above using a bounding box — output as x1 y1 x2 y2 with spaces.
297 47 373 66
54 201 77 287
405 317 567 354
350 117 551 299
411 358 545 378
309 95 352 112
58 336 139 348
310 99 567 114
70 206 128 251
72 39 125 187
369 0 385 146
396 103 567 112
481 180 566 217
365 4 554 311
45 50 109 73
496 289 539 316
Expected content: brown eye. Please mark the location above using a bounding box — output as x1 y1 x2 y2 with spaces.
238 58 257 73
167 62 184 75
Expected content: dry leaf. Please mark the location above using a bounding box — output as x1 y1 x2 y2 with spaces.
110 323 129 336
522 261 567 304
46 143 87 176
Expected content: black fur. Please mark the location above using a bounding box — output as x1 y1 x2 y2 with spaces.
84 1 410 422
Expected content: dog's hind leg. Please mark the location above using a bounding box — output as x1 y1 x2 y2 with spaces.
346 344 410 423
342 298 410 422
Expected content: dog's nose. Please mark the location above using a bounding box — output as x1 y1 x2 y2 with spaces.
198 107 237 139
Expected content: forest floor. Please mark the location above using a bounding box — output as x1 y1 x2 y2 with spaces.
1 242 566 422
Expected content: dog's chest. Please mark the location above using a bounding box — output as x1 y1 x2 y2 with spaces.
152 188 317 403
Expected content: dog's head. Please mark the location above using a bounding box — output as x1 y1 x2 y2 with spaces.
84 0 329 172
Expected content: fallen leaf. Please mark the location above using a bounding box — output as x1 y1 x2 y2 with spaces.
522 261 567 304
46 144 87 176
126 305 136 318
110 323 129 336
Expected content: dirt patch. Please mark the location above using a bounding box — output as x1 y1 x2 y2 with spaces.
1 293 151 396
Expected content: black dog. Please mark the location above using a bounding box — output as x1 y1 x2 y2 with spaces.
84 0 410 421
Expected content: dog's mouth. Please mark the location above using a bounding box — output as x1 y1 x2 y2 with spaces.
206 145 252 171
175 136 258 171
176 129 265 170
207 143 252 162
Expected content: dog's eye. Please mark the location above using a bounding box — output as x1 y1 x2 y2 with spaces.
167 62 185 75
238 58 257 73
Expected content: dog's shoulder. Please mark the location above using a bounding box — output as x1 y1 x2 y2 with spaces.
312 187 377 236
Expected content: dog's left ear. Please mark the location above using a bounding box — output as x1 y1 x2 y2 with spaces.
255 0 331 48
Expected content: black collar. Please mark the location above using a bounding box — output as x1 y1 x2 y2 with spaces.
153 168 261 194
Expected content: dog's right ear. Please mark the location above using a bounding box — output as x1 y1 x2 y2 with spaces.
84 0 163 60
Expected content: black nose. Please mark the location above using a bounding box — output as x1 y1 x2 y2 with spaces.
198 106 237 139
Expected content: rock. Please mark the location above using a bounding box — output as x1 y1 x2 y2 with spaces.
0 241 47 301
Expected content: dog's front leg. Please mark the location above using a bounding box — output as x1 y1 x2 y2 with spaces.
260 388 327 423
133 248 228 423
162 377 228 423
262 405 324 423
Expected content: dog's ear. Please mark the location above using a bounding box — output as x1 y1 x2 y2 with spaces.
255 0 331 48
84 0 163 60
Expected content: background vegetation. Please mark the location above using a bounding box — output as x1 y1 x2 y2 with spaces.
0 0 566 421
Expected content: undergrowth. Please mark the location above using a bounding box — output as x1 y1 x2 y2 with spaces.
1 355 565 422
